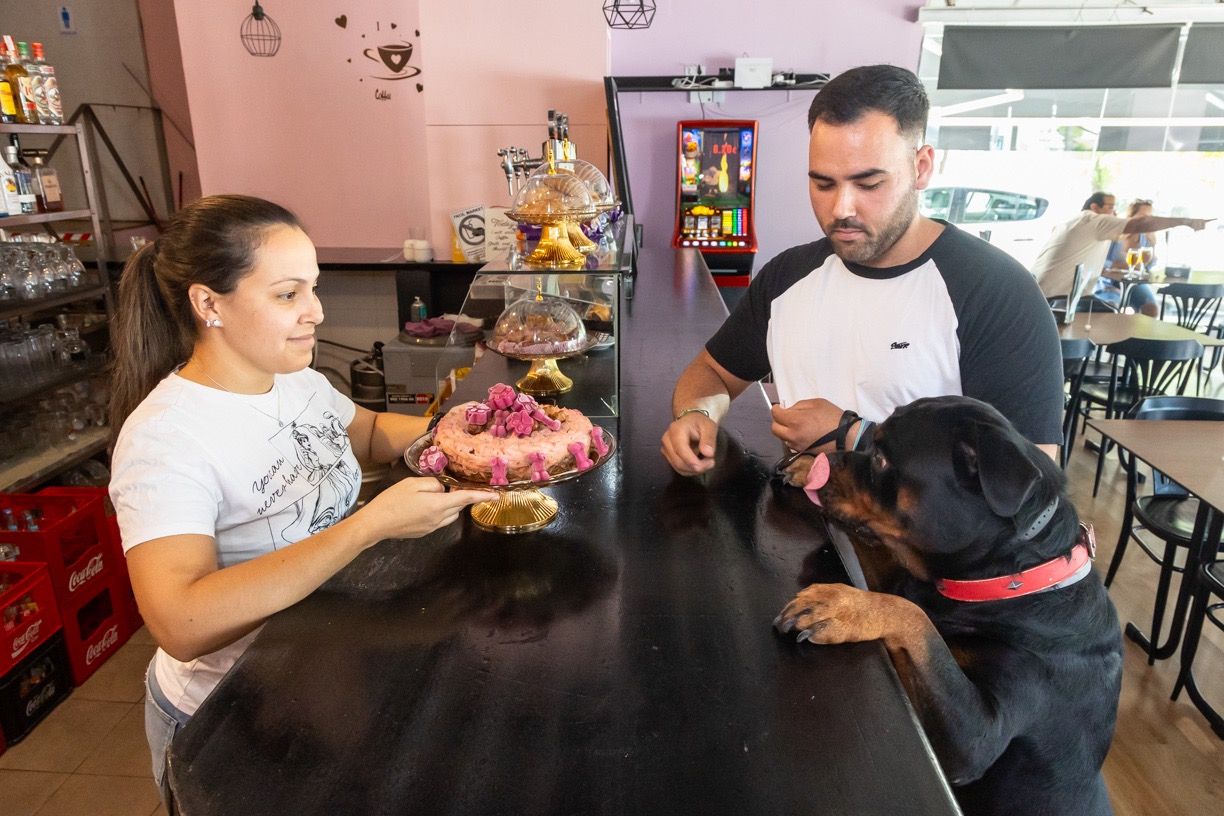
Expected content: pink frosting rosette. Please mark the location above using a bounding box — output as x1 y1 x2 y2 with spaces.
417 445 449 475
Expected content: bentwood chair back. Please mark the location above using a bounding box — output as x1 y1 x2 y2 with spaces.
1103 396 1224 668
1082 337 1204 495
1158 282 1224 333
1059 337 1094 468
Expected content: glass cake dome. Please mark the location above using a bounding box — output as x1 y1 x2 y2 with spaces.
508 171 595 224
490 293 588 358
530 159 616 212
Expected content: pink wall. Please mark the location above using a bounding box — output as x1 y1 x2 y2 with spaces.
419 2 609 255
610 1 925 264
171 1 429 248
137 0 201 209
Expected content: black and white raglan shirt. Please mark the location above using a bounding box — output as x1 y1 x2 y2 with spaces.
706 222 1064 445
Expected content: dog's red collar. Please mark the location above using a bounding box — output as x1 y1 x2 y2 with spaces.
936 524 1097 603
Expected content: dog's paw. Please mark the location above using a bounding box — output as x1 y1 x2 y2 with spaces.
773 583 889 645
779 454 815 487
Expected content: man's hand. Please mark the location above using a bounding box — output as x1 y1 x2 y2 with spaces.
770 398 851 453
1187 218 1215 231
661 412 718 475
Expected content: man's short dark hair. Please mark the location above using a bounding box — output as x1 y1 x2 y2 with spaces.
807 65 929 140
1082 192 1113 211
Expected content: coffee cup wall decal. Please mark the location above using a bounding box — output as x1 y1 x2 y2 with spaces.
362 41 421 80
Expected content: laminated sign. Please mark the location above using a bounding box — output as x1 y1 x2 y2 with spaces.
483 206 517 265
450 206 485 262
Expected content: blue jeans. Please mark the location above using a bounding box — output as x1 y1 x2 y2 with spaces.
144 661 192 806
1092 278 1156 311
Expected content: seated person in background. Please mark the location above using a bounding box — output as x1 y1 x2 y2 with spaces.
1093 199 1159 316
660 65 1065 475
1032 192 1211 317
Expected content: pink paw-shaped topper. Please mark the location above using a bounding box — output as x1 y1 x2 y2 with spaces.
490 456 509 486
568 441 594 471
464 402 491 427
529 451 550 483
418 445 449 475
531 407 561 431
506 410 535 437
487 383 516 410
489 421 508 438
512 393 538 414
590 427 609 457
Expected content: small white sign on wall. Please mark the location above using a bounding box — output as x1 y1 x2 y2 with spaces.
58 5 77 35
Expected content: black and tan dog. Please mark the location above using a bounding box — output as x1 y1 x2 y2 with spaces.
775 396 1122 816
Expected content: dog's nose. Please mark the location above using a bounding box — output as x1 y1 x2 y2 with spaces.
804 453 830 506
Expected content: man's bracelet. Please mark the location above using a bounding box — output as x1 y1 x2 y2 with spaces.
674 407 712 422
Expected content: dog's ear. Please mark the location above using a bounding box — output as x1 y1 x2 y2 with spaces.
956 422 1042 519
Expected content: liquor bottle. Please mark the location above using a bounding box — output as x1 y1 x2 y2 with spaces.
410 296 428 322
4 144 36 214
31 43 63 125
1 36 38 124
17 42 48 125
0 149 19 216
28 151 63 212
0 44 18 124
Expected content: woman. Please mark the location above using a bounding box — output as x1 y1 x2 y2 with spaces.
107 195 493 800
1095 198 1159 316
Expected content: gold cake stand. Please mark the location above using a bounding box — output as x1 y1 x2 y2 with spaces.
506 207 598 269
404 427 617 533
489 336 600 396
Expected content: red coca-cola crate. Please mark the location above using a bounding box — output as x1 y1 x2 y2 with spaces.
0 492 116 617
61 578 130 686
0 631 73 745
1 562 63 677
40 487 142 632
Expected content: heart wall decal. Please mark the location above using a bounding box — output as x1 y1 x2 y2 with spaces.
334 15 347 28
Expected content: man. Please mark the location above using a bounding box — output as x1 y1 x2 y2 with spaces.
660 64 1064 475
1032 192 1211 317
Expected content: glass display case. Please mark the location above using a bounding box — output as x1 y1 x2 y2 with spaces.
434 215 633 420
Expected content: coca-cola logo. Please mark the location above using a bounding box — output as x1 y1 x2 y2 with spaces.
68 553 104 592
25 681 56 717
10 619 42 660
85 624 119 665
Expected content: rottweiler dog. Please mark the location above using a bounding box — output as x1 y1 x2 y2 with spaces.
774 396 1122 816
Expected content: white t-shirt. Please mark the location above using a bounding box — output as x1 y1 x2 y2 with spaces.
1031 211 1129 300
109 367 360 715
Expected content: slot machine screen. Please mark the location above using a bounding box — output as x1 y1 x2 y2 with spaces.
673 120 758 254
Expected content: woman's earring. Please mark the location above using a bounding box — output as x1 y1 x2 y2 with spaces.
205 318 223 328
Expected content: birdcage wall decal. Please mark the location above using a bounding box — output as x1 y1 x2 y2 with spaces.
603 1 656 30
240 2 281 57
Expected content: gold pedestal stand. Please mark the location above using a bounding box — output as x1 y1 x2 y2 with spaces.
566 221 598 254
405 429 617 535
526 223 587 267
516 357 573 395
469 489 559 533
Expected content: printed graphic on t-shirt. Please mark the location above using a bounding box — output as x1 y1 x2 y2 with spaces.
248 393 359 545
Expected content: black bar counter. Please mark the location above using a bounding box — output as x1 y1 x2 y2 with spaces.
168 249 959 815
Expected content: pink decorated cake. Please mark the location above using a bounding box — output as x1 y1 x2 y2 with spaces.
419 383 610 486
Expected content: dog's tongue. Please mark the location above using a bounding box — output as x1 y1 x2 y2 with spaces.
804 453 830 506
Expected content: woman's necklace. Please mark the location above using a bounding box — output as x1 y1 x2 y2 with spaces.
193 366 284 427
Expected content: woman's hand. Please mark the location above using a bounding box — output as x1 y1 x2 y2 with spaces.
358 477 496 540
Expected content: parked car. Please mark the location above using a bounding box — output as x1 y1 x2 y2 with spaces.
920 186 1055 270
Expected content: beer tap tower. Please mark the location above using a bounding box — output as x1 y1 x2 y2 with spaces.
496 110 578 197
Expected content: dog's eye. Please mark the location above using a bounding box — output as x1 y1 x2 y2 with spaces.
872 452 889 472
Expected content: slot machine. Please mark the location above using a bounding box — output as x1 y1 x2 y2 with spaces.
672 120 759 292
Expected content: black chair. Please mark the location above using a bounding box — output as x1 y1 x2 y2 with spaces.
1204 321 1224 392
1080 337 1204 496
1158 282 1224 333
1059 337 1094 469
1173 559 1224 739
1103 396 1224 666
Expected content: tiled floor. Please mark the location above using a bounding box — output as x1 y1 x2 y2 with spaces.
0 625 165 816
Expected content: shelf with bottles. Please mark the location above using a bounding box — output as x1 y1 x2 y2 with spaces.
0 281 106 322
0 425 108 494
0 208 90 228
